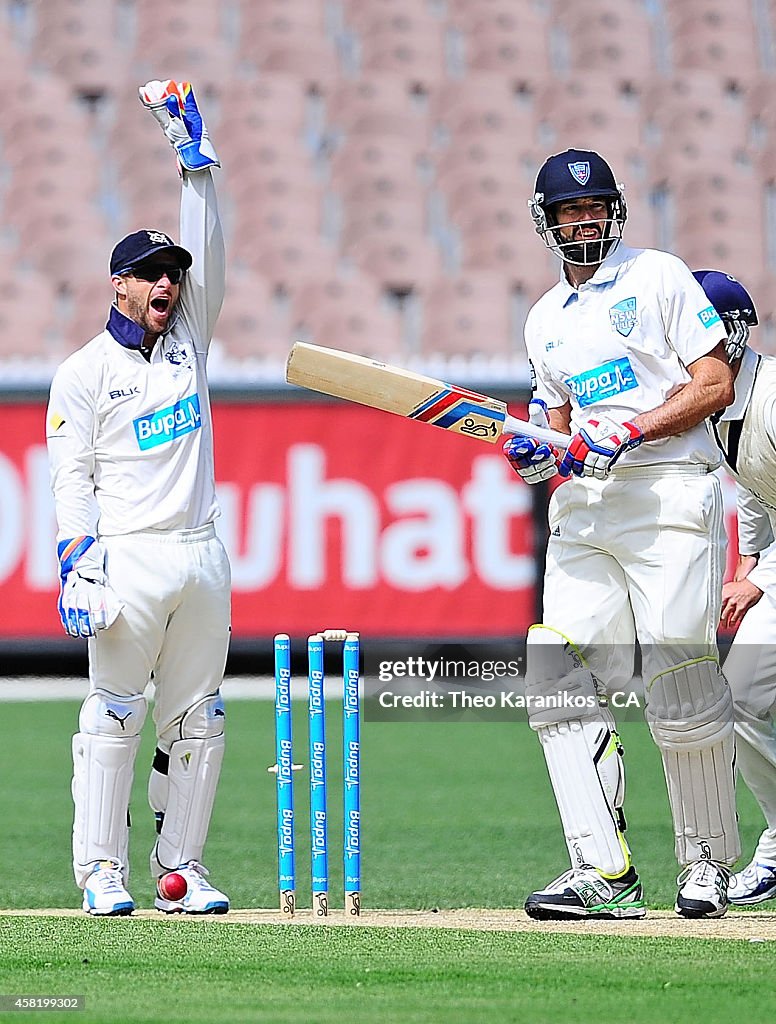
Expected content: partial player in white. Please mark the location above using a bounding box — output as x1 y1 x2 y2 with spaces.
47 81 231 916
694 269 776 905
505 149 739 921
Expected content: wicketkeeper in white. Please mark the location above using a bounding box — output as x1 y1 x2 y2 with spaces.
503 149 739 919
47 81 231 916
693 269 776 906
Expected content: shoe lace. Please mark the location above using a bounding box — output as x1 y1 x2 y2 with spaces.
678 861 727 888
179 860 213 889
93 860 125 894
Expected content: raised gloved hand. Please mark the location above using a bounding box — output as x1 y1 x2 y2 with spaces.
138 80 220 173
559 414 643 479
503 398 561 484
57 536 124 638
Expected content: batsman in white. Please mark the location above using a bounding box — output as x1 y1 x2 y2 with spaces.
503 149 739 919
46 81 231 916
693 269 776 906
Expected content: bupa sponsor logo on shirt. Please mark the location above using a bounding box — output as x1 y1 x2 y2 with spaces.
698 304 722 329
609 297 638 337
563 357 638 408
133 394 202 450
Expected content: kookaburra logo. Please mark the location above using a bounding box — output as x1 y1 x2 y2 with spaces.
699 841 712 860
106 708 132 731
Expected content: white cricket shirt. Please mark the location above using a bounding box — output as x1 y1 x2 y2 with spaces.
46 170 226 538
525 243 727 467
718 348 776 592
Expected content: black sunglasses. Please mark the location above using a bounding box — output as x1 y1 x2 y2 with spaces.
129 264 185 284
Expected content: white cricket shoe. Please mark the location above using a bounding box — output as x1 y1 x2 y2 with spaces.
728 857 776 905
155 860 229 915
525 865 647 920
82 860 134 916
675 860 729 918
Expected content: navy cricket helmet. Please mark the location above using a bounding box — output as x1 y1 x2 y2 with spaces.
693 269 758 362
529 149 627 266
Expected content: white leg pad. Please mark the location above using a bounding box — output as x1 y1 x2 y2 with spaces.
538 716 630 877
72 690 147 889
646 658 740 865
525 625 604 729
527 625 630 876
149 692 225 874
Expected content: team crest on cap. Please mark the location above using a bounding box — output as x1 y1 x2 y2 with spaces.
147 230 172 244
609 297 638 337
568 162 590 185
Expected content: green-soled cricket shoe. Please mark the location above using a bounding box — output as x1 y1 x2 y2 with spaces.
525 865 646 920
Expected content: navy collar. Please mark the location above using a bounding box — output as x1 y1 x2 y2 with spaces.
106 304 148 350
106 303 179 351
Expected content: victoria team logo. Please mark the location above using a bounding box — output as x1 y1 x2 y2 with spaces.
609 297 639 337
165 340 193 368
568 161 590 185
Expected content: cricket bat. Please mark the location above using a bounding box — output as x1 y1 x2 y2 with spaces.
285 343 570 448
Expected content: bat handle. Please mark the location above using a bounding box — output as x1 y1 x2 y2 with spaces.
503 415 570 450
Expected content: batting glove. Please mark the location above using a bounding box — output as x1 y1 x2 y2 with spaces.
559 414 643 479
139 80 220 173
503 399 560 484
503 437 560 484
57 536 124 638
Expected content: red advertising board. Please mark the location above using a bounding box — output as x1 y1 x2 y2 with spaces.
0 399 540 641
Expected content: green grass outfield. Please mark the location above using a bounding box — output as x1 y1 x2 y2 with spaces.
0 696 773 1023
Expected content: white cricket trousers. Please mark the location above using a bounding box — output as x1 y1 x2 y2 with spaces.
723 593 776 830
88 523 231 738
542 466 726 684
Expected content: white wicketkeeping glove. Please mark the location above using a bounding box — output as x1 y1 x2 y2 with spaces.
138 80 220 173
559 414 643 479
502 399 560 484
57 536 124 638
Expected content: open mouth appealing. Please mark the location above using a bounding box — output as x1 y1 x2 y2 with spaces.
150 296 171 314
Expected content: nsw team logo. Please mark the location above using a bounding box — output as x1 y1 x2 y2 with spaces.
568 162 590 185
609 297 639 337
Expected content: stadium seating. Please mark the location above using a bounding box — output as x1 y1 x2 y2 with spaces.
289 271 405 357
418 273 515 360
3 0 776 375
552 0 656 78
664 1 760 71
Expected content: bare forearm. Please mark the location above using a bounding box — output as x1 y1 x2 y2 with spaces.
632 388 724 439
631 348 733 441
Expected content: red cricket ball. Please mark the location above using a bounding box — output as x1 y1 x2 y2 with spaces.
158 871 188 902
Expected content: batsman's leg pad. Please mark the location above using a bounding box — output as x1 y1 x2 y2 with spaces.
646 658 740 865
525 625 604 729
72 690 147 888
537 717 630 877
527 626 630 876
150 692 225 874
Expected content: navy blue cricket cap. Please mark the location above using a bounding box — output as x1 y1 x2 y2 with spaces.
534 149 620 207
110 229 193 276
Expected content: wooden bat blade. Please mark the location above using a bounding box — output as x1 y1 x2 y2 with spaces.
286 342 569 448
